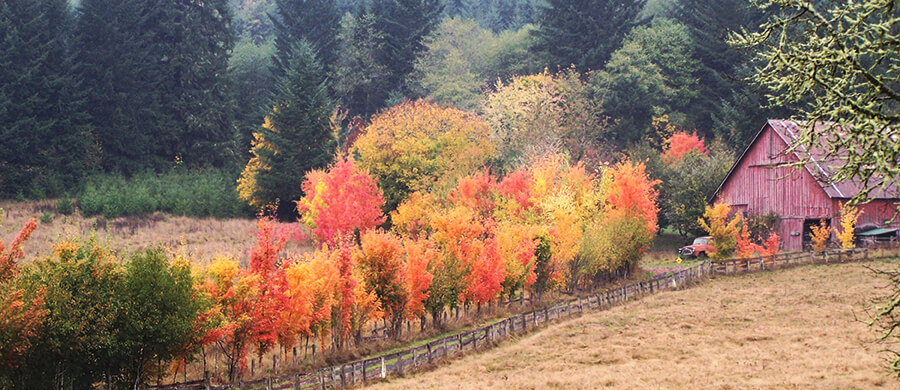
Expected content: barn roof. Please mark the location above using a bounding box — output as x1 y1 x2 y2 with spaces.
712 119 900 202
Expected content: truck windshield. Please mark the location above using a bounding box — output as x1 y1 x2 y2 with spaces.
693 237 708 245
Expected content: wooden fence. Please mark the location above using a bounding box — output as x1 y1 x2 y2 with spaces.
152 262 713 390
154 245 895 390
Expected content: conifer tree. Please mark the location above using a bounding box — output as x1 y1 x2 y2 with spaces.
371 0 443 98
532 0 647 71
0 0 93 197
271 0 341 76
75 0 235 173
238 40 335 218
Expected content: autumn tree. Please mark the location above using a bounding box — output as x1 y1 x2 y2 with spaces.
403 238 434 329
297 157 386 245
484 70 604 170
663 131 708 163
0 219 42 385
353 101 496 211
356 231 408 339
18 239 122 388
698 203 741 260
809 220 831 251
836 203 863 249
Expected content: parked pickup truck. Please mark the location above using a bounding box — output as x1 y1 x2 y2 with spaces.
678 236 714 259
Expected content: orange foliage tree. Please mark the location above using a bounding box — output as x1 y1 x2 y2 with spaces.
0 219 44 373
698 204 741 260
297 156 386 245
356 231 407 339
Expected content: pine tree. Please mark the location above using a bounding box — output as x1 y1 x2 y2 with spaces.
532 0 647 71
238 40 335 218
372 0 443 98
75 0 235 173
0 0 93 198
672 0 773 144
271 0 341 77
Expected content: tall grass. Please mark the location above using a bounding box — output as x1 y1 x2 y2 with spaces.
78 170 252 218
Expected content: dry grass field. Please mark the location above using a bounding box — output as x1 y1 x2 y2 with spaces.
368 261 900 389
0 200 311 266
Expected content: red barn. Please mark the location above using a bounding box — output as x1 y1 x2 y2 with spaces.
711 119 900 251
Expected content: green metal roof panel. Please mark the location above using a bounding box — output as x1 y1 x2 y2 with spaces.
858 228 899 236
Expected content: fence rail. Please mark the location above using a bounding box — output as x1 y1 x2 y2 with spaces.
154 245 894 390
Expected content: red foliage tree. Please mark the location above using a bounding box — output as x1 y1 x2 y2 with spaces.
497 169 535 215
297 156 386 245
463 237 506 307
663 131 708 162
0 218 37 280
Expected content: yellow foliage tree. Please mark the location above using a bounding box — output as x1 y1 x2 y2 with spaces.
835 203 863 249
353 100 496 211
697 203 741 260
809 220 831 251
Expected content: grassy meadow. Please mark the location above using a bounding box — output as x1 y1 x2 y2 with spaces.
0 200 310 267
366 261 900 389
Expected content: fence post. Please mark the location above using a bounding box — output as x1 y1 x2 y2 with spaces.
486 324 492 344
294 373 301 390
363 360 368 383
319 369 325 390
473 331 477 350
427 343 433 363
380 356 386 379
443 338 448 356
267 377 273 390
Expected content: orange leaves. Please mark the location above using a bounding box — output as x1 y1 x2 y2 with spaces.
663 131 708 162
403 239 435 319
0 218 37 281
603 161 660 234
356 230 407 337
297 156 386 245
735 224 762 258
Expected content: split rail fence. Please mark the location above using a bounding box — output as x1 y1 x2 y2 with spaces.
154 245 894 390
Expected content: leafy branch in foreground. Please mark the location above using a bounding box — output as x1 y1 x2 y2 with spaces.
730 0 899 204
866 265 900 376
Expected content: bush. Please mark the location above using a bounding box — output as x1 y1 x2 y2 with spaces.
55 196 74 215
77 170 252 219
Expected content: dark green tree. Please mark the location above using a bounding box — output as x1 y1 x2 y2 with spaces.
238 40 335 218
334 12 392 117
75 0 235 173
532 0 647 71
0 0 94 198
271 0 341 76
372 0 443 99
672 0 773 144
231 38 277 158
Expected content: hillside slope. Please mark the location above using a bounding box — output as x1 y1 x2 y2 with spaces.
368 261 900 389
